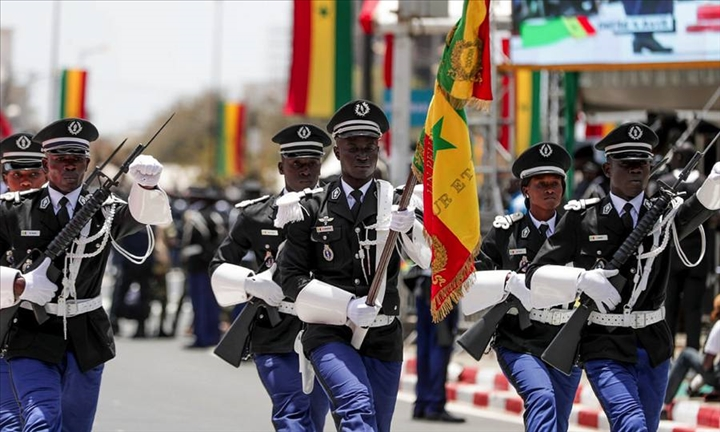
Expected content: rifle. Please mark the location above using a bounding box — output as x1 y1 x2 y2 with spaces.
541 131 720 375
213 298 282 367
0 114 174 343
350 172 416 349
457 294 531 361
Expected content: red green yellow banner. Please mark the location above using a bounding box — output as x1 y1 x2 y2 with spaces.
413 0 492 321
514 69 541 156
216 102 245 177
59 69 87 119
284 0 353 118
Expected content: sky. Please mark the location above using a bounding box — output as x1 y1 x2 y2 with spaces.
0 0 293 137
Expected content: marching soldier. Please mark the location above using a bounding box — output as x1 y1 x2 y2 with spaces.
462 142 581 431
210 124 331 431
0 132 47 431
0 118 172 431
526 123 720 431
278 100 431 432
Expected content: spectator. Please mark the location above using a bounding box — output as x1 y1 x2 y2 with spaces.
663 294 720 419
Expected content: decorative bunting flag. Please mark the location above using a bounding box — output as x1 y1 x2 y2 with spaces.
285 0 353 118
413 0 492 321
59 69 87 119
520 16 596 48
216 102 246 177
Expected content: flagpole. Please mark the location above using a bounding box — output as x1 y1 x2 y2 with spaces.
48 0 61 122
211 0 223 175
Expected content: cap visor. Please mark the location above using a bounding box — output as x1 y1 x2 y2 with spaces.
335 130 381 139
608 153 653 161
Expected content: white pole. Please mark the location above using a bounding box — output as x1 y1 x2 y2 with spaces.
48 0 61 122
389 23 412 186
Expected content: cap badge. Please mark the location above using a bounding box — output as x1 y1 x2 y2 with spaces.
68 121 83 136
16 135 31 150
539 143 553 158
354 101 370 117
297 126 311 140
628 125 643 140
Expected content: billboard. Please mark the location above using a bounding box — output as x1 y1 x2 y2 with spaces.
509 0 720 68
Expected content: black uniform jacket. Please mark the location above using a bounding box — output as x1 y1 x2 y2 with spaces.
209 194 299 354
0 187 144 371
476 211 564 358
279 178 410 362
526 194 715 366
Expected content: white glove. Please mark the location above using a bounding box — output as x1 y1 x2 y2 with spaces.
697 161 720 210
346 296 380 327
19 258 58 306
505 272 531 311
129 155 163 188
390 206 415 232
245 270 284 307
578 268 621 313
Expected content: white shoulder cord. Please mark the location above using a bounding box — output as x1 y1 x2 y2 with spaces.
625 197 684 313
110 225 155 265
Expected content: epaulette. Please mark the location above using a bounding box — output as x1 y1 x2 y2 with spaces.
564 197 601 212
274 187 324 228
235 194 271 209
492 212 524 230
0 188 41 203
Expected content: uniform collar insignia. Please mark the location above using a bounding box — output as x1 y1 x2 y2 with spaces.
521 226 530 238
78 194 88 206
40 196 50 209
643 199 651 210
331 187 341 200
602 203 612 215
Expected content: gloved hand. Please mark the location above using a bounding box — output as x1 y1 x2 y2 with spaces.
390 205 415 233
697 161 720 210
578 268 621 313
505 272 531 311
19 258 58 306
129 155 163 188
245 272 284 307
346 296 380 327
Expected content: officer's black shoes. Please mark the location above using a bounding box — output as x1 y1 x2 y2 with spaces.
632 34 672 54
411 410 425 420
424 410 466 423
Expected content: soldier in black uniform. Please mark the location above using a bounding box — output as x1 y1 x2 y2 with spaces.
462 142 580 431
0 132 47 431
526 123 720 431
278 100 430 432
1 133 47 193
0 118 172 432
210 124 332 431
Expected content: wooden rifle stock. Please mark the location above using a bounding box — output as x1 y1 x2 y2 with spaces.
350 173 417 349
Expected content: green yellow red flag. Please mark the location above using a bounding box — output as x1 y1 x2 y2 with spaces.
413 0 493 321
216 101 246 177
59 69 87 119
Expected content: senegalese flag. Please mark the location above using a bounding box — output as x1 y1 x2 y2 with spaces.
59 69 87 119
216 102 246 177
515 69 542 155
520 16 596 48
285 0 353 118
413 0 492 321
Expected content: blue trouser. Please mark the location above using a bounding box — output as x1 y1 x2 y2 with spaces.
8 352 104 432
188 271 220 346
584 348 669 432
309 342 402 432
0 358 20 431
497 346 582 432
255 353 329 432
414 295 455 417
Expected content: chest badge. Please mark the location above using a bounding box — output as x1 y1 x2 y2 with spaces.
263 248 275 268
521 227 530 238
589 235 608 242
318 215 334 225
261 229 279 236
518 256 529 272
509 248 527 256
323 244 334 262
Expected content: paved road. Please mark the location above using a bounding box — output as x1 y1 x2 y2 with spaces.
93 337 531 432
